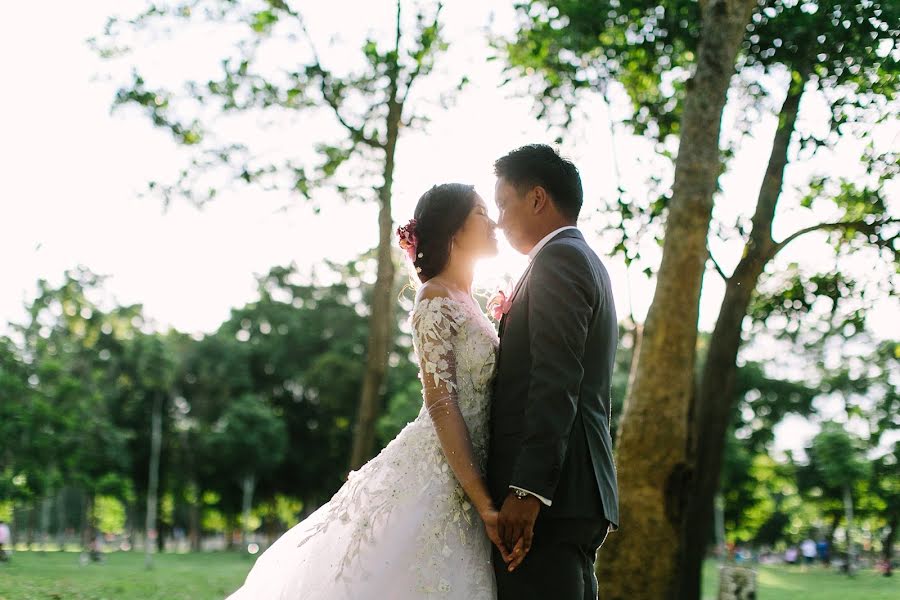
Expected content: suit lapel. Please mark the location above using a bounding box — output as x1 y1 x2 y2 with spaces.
498 228 584 337
508 262 534 304
498 261 534 336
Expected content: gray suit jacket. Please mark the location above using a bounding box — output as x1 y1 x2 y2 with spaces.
487 229 619 529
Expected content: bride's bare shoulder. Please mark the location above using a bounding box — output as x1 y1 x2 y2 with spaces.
415 280 453 303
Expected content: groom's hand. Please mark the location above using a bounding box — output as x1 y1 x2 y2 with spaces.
498 492 541 571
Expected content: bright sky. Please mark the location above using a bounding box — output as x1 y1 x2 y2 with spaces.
1 1 897 457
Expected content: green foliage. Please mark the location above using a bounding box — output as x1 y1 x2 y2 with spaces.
91 0 455 207
869 440 899 530
721 448 800 544
0 251 426 538
808 422 871 491
743 1 899 144
0 335 34 500
94 495 127 535
798 147 900 274
376 377 423 445
208 394 287 482
9 268 139 502
2 262 894 549
719 337 896 546
822 339 900 446
504 1 898 142
732 361 819 451
502 1 899 274
501 0 700 137
794 423 873 543
748 266 866 344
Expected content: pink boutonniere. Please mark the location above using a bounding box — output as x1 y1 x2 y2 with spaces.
487 285 514 322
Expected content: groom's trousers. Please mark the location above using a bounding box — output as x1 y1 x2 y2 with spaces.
492 517 610 600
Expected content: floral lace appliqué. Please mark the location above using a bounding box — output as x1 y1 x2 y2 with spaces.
291 295 498 598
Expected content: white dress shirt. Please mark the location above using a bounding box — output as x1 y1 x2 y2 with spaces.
510 225 579 507
527 225 578 262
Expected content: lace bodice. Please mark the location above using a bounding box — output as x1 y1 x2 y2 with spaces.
411 296 499 456
286 295 499 598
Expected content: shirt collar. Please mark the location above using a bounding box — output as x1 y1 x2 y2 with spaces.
528 225 578 262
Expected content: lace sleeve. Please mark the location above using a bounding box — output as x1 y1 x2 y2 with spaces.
412 297 462 393
411 296 494 519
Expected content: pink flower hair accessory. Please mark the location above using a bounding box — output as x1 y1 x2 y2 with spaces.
397 218 419 263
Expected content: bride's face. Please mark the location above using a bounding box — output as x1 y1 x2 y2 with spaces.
452 194 499 258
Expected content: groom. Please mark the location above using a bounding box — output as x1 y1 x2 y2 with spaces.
488 144 620 600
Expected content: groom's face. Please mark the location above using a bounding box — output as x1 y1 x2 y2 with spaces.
494 177 536 255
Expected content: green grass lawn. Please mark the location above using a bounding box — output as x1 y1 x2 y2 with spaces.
0 551 895 599
0 551 250 600
700 561 898 600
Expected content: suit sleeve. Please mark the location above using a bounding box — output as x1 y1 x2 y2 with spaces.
509 242 596 502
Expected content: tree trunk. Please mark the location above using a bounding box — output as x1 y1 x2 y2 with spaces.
714 492 725 559
717 566 756 600
156 494 166 554
145 391 163 569
129 498 140 552
181 426 201 552
56 489 66 550
226 516 238 551
189 483 201 552
676 69 808 600
241 473 256 547
828 511 841 562
81 492 93 551
39 495 51 552
882 514 896 576
596 2 755 598
266 501 279 548
348 1 402 471
26 501 36 550
843 484 855 575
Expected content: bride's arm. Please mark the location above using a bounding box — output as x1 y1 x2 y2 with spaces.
413 287 495 523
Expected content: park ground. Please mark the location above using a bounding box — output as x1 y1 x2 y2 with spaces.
0 551 895 599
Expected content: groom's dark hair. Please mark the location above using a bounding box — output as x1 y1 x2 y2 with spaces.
493 144 583 221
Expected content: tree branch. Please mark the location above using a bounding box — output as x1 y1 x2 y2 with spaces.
773 217 900 256
288 2 385 150
319 80 384 149
400 2 444 105
707 245 729 281
395 0 402 56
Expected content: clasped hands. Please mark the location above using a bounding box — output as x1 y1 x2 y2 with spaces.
481 492 542 572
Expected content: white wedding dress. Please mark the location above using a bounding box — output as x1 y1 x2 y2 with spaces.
227 296 499 599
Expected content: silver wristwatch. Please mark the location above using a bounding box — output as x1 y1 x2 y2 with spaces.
513 489 530 500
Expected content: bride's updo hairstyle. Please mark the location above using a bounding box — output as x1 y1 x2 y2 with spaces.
408 183 477 284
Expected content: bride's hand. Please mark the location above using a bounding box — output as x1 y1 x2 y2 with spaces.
481 509 513 563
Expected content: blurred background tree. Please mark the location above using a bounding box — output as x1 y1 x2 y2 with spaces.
501 0 898 596
91 0 462 473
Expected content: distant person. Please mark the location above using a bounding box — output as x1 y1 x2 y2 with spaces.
817 538 830 565
801 538 817 567
88 532 103 563
785 546 799 565
0 520 10 562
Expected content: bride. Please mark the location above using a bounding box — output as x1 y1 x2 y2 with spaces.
227 183 509 599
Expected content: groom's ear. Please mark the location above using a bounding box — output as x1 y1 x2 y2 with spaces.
530 185 551 215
